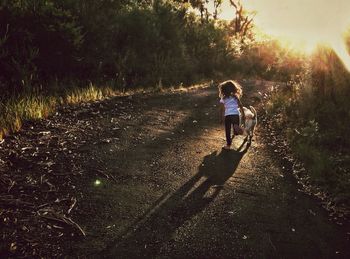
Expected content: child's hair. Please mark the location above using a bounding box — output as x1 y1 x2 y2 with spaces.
218 80 243 99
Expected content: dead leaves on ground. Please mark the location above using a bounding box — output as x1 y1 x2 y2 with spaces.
0 99 135 257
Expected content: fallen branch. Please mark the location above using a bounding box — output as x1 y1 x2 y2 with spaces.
39 213 86 237
63 215 86 236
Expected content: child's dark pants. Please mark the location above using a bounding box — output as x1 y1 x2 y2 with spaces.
225 114 240 146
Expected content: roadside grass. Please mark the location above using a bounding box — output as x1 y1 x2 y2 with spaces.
0 84 122 140
65 84 116 104
0 94 56 139
266 82 350 206
0 81 211 140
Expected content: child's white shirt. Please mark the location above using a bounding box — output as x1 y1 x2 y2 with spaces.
220 97 239 116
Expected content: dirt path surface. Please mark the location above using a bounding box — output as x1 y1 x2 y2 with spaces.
1 81 349 258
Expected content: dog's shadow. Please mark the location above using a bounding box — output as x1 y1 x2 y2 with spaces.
102 138 251 258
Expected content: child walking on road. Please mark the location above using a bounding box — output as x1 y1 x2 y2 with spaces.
218 80 245 150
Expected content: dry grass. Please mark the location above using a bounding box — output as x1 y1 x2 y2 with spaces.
0 85 115 140
0 94 57 139
0 81 211 140
65 84 116 104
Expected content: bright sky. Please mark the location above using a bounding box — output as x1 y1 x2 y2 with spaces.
210 0 350 69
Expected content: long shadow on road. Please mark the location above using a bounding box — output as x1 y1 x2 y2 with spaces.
101 140 251 258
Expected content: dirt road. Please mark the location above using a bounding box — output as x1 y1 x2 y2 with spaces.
1 81 349 258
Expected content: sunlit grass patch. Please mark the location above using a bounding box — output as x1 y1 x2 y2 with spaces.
0 81 212 140
15 95 57 120
0 94 58 139
0 84 122 140
0 86 112 140
65 84 117 104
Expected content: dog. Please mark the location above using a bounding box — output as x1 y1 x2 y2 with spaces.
241 106 257 140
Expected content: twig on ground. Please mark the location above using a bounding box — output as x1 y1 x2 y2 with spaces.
67 197 77 214
268 233 277 251
96 169 117 183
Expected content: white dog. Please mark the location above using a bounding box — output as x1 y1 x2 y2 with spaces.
241 106 257 140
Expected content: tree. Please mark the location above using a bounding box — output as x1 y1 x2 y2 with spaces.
0 0 83 93
229 0 255 38
213 0 223 20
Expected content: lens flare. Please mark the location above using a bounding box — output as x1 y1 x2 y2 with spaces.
94 179 101 186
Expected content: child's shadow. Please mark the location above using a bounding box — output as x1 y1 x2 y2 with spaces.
187 137 251 205
102 139 250 258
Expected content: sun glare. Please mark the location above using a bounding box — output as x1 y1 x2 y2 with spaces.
215 0 350 70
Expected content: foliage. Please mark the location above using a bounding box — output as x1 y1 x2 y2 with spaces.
236 38 307 81
0 0 252 94
266 45 350 205
0 0 260 139
0 0 83 93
